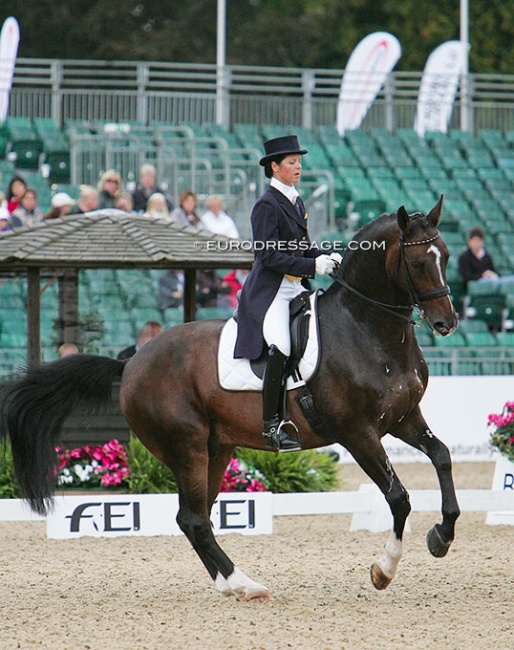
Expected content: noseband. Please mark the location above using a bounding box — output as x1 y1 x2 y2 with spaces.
335 230 451 325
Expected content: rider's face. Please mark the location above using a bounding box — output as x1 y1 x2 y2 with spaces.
272 155 302 187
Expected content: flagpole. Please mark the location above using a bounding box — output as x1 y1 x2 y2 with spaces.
460 0 470 131
216 0 228 128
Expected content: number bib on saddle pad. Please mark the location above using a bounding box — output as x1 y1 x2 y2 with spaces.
217 291 322 391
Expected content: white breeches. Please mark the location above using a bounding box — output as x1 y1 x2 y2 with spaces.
262 276 305 357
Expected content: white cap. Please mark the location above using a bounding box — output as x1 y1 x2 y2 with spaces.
51 192 74 208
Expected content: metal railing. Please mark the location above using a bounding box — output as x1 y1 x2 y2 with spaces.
8 58 514 133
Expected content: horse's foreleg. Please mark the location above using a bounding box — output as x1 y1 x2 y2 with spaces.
347 437 411 590
390 408 460 557
173 450 270 602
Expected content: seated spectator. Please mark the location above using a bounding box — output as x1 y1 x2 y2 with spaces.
146 192 170 220
98 170 123 209
44 192 75 220
222 269 249 308
169 190 201 228
158 270 184 317
72 186 99 214
131 163 173 213
12 188 44 227
458 227 500 290
58 342 79 358
201 195 240 239
117 321 163 360
114 191 134 213
196 270 232 308
6 175 28 214
0 206 15 234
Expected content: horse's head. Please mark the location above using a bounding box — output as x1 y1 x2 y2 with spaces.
394 196 458 336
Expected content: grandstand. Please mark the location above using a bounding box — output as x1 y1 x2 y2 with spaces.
1 61 514 378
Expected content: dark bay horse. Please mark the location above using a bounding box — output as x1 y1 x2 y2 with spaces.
0 196 460 601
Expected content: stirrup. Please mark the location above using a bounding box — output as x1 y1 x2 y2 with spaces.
263 419 302 453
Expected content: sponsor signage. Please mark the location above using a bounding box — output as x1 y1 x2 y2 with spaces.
486 455 514 526
336 31 401 136
46 492 273 539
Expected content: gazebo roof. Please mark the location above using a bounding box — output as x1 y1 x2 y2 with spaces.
0 210 253 270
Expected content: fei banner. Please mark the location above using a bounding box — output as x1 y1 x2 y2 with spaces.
336 32 401 136
0 17 20 123
414 40 468 137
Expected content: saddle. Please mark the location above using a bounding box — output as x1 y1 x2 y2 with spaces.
247 290 312 381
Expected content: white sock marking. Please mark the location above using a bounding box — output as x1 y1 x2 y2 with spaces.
376 532 403 579
214 566 269 599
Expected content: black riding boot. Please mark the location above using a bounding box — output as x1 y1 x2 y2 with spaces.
262 345 302 452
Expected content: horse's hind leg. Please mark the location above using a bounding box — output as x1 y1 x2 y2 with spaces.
390 407 460 558
170 446 270 602
346 434 411 590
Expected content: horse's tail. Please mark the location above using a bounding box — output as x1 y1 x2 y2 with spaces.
0 354 125 515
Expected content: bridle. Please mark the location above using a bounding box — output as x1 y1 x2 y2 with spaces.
334 230 451 325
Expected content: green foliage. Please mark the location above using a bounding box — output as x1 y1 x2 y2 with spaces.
235 448 340 493
0 444 20 499
125 437 178 494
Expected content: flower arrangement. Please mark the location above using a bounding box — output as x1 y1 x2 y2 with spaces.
220 457 269 493
56 439 131 489
488 401 514 463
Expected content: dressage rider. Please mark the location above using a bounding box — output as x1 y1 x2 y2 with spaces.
234 135 341 452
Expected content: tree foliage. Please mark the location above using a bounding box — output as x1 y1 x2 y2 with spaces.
3 0 513 73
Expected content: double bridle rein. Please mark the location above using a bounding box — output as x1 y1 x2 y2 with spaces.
335 230 451 325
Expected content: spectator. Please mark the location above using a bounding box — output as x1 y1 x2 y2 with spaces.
98 169 123 209
72 186 99 214
114 191 134 213
116 321 163 360
58 342 79 358
131 163 173 213
458 226 498 290
201 195 240 239
44 192 75 220
158 270 184 317
222 268 249 308
146 192 170 220
196 270 232 308
169 190 201 228
6 175 28 214
12 188 44 228
0 206 14 234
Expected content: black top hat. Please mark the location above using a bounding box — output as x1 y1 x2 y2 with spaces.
259 135 308 166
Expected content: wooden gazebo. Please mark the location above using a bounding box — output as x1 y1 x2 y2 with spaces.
0 210 253 362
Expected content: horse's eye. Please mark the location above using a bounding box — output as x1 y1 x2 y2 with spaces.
410 259 425 270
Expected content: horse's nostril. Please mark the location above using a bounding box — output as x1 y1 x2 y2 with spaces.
434 322 450 336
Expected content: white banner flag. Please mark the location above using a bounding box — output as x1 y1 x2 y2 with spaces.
0 16 20 124
414 40 468 138
336 32 401 136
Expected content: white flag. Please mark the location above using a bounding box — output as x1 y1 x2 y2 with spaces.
336 32 401 136
0 17 20 124
414 40 468 138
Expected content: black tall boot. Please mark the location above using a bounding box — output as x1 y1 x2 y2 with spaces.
262 345 302 452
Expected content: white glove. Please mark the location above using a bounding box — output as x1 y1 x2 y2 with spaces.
315 254 336 276
330 252 343 265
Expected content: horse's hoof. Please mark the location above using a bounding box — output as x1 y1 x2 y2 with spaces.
237 588 271 603
426 524 452 558
370 563 392 590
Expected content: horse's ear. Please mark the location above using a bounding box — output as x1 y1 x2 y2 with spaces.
397 206 410 234
427 195 444 227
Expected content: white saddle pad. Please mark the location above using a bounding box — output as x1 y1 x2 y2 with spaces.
218 291 321 391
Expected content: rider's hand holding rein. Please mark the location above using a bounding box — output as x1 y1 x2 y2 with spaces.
316 254 337 275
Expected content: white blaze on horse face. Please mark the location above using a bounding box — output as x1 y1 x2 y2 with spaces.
427 244 445 287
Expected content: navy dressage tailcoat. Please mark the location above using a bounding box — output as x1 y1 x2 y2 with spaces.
234 186 323 360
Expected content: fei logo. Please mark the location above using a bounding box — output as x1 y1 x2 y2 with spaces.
46 493 273 539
